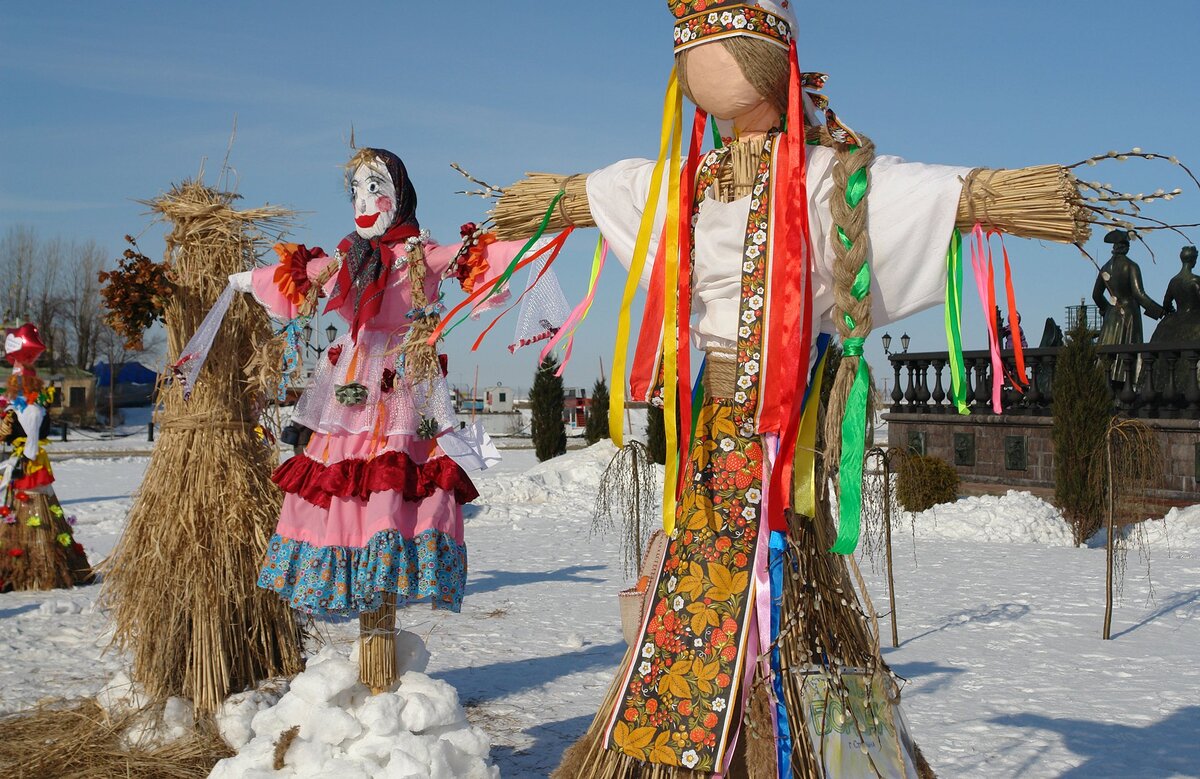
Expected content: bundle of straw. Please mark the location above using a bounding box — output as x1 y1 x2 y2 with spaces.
102 180 302 715
490 173 592 242
956 165 1092 244
0 699 233 779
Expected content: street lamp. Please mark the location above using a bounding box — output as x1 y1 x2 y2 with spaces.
881 332 892 355
325 323 338 344
900 333 911 353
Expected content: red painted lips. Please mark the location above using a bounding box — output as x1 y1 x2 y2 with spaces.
355 213 381 228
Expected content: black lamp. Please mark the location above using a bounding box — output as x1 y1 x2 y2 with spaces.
303 322 313 343
901 332 911 353
881 332 892 354
325 323 338 343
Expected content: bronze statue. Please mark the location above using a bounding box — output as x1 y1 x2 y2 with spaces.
1092 229 1164 346
1150 245 1200 344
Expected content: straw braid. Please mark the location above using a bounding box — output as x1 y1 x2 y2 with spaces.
823 133 876 470
400 241 442 383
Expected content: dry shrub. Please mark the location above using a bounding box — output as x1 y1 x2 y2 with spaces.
0 700 232 779
895 452 960 513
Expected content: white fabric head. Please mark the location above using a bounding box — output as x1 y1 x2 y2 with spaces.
351 160 399 239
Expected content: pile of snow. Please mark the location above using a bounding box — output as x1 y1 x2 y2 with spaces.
481 440 630 504
1102 503 1200 555
901 490 1076 546
211 632 497 779
95 672 195 749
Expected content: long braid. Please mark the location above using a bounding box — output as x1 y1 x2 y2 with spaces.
822 132 877 476
400 240 442 384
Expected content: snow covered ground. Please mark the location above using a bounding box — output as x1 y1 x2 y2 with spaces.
1 441 1198 778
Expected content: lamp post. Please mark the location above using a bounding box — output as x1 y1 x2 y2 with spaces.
302 321 338 360
901 332 911 353
881 331 892 355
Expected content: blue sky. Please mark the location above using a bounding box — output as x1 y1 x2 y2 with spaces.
3 1 1198 395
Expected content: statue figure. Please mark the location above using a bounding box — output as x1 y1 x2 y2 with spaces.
1150 245 1200 344
1092 229 1164 346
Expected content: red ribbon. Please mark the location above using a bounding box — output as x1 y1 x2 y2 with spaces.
763 41 814 533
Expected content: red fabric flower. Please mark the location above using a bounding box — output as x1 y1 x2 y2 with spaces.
271 243 327 307
14 492 29 503
0 506 10 517
457 232 498 294
7 548 23 557
380 368 396 394
327 345 343 366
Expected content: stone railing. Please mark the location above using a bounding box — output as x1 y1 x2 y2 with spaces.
885 343 1200 420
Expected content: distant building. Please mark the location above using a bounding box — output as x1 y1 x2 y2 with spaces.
482 384 514 413
563 387 588 428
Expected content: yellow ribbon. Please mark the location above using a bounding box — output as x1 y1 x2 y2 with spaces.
609 70 681 452
660 80 684 534
791 349 829 517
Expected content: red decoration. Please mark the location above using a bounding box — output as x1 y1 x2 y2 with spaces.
271 243 326 307
380 368 396 394
7 548 23 557
4 323 47 365
14 491 29 503
72 542 85 555
0 506 10 518
272 451 478 509
328 345 343 366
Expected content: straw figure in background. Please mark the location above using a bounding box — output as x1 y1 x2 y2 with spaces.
201 147 522 693
102 181 303 715
0 323 92 592
489 2 1192 776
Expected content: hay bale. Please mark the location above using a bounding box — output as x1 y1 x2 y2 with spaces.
101 180 302 714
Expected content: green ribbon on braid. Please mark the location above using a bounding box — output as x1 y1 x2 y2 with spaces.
830 148 871 556
832 336 870 554
944 229 970 414
439 191 564 338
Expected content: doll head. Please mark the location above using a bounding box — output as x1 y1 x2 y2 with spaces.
344 147 419 240
669 2 795 133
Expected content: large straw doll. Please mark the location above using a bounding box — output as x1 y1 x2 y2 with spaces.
214 147 520 691
488 1 1171 776
0 323 92 592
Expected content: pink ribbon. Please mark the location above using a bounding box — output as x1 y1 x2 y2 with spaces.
970 224 1003 413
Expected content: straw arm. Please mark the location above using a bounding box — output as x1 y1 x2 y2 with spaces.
955 164 1093 245
491 172 594 242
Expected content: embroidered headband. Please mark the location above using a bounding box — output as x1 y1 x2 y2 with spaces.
668 0 795 53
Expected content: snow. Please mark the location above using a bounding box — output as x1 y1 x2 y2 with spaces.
211 640 498 779
1 442 1199 777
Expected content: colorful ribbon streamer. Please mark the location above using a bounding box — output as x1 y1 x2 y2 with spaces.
944 229 969 414
540 236 607 375
969 224 1004 413
609 71 681 450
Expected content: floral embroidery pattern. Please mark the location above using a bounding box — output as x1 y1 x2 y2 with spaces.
259 527 466 616
607 400 764 772
672 4 792 51
732 138 776 433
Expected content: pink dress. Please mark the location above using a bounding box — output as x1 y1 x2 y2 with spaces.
247 235 517 617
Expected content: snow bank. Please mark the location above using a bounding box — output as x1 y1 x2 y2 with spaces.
1100 503 1200 555
901 490 1076 546
210 632 498 779
95 672 195 749
480 440 622 504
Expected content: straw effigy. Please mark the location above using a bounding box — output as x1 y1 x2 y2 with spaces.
101 180 302 715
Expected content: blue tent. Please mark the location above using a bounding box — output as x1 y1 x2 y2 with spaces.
92 361 159 388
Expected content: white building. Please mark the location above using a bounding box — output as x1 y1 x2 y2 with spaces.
483 384 515 413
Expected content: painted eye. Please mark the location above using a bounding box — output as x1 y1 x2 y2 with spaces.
367 181 379 194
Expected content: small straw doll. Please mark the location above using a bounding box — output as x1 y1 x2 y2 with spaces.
0 323 92 592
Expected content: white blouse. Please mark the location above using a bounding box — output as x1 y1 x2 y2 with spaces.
586 145 970 357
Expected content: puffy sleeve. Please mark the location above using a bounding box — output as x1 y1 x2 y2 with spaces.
807 148 970 329
246 246 338 321
586 158 671 290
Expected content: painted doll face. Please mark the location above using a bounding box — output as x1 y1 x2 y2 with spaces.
683 41 771 122
350 159 398 239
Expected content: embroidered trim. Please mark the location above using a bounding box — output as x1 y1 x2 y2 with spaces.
673 6 791 52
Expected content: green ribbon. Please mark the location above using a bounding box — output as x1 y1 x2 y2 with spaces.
944 229 969 414
830 147 872 556
832 337 869 554
440 191 564 338
710 115 724 149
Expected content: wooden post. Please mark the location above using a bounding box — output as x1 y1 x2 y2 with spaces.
359 593 398 693
882 451 899 648
1103 430 1115 640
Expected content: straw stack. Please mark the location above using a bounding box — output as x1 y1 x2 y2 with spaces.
102 180 302 714
491 173 592 242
